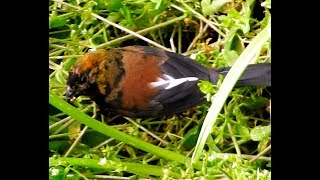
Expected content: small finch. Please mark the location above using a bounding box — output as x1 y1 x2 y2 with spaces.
66 46 271 118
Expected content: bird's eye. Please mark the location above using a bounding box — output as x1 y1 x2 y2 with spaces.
66 86 75 102
67 86 72 94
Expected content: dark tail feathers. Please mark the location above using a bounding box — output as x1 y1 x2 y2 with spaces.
217 63 271 86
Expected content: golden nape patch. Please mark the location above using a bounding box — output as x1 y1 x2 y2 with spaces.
80 54 94 70
72 50 107 74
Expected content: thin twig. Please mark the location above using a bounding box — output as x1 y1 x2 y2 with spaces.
49 132 81 140
49 55 83 60
187 21 209 52
178 22 182 54
92 138 115 150
68 167 89 180
175 1 226 37
64 126 89 157
227 123 241 157
124 117 169 146
169 25 177 52
249 145 271 163
52 119 75 135
50 107 90 132
170 3 186 13
64 107 98 156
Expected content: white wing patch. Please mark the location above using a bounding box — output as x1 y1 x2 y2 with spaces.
150 74 198 90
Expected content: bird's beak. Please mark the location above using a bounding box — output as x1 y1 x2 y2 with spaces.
65 86 73 103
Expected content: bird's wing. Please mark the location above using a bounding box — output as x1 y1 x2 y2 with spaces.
112 46 218 117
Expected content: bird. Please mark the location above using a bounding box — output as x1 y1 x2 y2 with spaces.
66 45 271 118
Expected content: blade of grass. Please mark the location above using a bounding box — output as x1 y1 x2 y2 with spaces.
49 91 202 170
50 157 180 177
191 18 271 163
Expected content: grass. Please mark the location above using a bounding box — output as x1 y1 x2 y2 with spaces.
49 0 271 179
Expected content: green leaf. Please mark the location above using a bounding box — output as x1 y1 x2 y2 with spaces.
145 0 170 18
105 0 122 11
224 30 244 54
240 0 252 34
250 125 271 141
194 51 215 67
201 0 231 16
151 0 162 9
49 14 67 29
266 161 271 168
242 96 268 110
218 9 240 29
68 121 81 140
107 12 121 22
257 137 270 153
261 0 271 9
82 131 110 148
72 173 80 180
49 166 67 180
260 12 271 30
49 78 67 95
63 58 78 71
180 123 202 149
55 70 67 85
49 140 70 152
223 30 236 50
233 124 250 139
119 6 135 28
208 46 221 59
218 2 252 34
201 0 212 16
198 80 216 95
222 49 239 66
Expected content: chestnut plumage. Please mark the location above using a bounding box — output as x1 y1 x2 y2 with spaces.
66 46 271 118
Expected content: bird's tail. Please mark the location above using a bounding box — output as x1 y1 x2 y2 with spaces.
216 63 271 86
